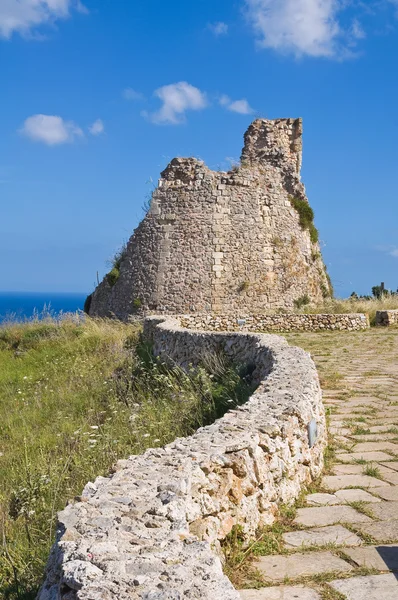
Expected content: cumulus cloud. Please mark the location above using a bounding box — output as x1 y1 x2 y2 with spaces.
219 95 254 114
208 21 229 36
88 119 104 135
0 0 86 39
149 82 207 125
390 248 398 258
20 114 83 145
123 88 144 101
244 0 345 58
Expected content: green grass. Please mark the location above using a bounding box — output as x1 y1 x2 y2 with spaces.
362 464 381 478
0 316 253 599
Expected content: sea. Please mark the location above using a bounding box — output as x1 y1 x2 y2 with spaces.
0 292 87 323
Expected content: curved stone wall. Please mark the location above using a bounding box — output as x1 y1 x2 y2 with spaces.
37 317 327 600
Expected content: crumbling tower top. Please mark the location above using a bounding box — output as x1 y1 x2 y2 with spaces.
241 118 303 175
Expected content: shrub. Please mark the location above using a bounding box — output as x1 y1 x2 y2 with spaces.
289 196 319 244
294 294 310 309
107 266 120 287
132 298 142 311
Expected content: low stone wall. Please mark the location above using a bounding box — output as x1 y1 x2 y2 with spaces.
376 309 398 326
38 316 327 600
179 313 369 332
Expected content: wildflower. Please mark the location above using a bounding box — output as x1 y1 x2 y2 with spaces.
90 425 99 430
143 433 150 438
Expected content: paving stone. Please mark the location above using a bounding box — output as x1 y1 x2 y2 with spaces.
332 464 367 475
351 442 398 453
283 525 362 549
368 426 398 433
379 471 398 485
329 427 352 436
357 520 398 542
381 462 398 472
329 574 398 599
322 475 389 491
335 451 393 463
239 587 321 600
254 552 352 583
294 506 372 527
371 487 398 501
352 433 398 442
370 501 398 520
334 489 381 503
344 545 398 571
306 493 340 506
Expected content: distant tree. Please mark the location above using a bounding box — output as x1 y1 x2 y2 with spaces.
350 292 358 299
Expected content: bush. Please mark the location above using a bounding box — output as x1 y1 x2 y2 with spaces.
294 294 310 309
289 196 319 244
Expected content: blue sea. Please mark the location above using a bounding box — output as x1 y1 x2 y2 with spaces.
0 292 87 323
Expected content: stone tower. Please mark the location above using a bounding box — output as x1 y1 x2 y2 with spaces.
88 118 331 319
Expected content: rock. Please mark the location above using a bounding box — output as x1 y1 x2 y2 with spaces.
371 486 398 501
240 587 321 599
322 475 389 491
306 493 340 506
329 574 398 599
283 525 362 549
356 520 398 543
334 489 381 503
293 506 372 527
254 551 352 582
343 545 398 571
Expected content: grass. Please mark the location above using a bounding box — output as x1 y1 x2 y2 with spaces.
362 464 381 478
298 296 398 325
0 315 254 599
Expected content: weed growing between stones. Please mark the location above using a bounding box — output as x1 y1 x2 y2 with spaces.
0 316 253 599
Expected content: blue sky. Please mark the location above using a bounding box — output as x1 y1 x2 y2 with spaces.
1 0 398 297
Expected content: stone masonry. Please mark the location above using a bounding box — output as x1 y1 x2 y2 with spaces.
376 309 398 326
37 316 326 600
88 119 331 319
180 313 369 332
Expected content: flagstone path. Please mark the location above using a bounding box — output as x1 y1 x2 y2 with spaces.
238 328 398 600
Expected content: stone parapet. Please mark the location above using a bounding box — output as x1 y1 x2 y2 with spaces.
375 309 398 326
179 313 369 332
37 316 327 600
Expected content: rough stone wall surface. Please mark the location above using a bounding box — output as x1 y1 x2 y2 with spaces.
89 118 331 320
38 317 326 600
376 309 398 326
179 313 370 333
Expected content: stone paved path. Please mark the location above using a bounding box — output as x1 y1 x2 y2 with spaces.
239 328 398 600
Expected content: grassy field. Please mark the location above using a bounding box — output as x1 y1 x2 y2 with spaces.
299 296 398 325
0 316 252 599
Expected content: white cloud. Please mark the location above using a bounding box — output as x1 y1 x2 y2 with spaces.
244 0 345 58
391 249 398 258
0 0 86 39
20 114 83 145
149 82 207 125
88 119 104 135
219 95 254 114
123 88 144 101
208 21 229 36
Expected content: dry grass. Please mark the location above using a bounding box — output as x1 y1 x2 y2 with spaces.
0 315 253 599
300 296 398 325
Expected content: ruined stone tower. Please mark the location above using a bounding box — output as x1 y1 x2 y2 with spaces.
88 118 331 319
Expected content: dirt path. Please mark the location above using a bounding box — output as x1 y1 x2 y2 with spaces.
238 328 398 600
